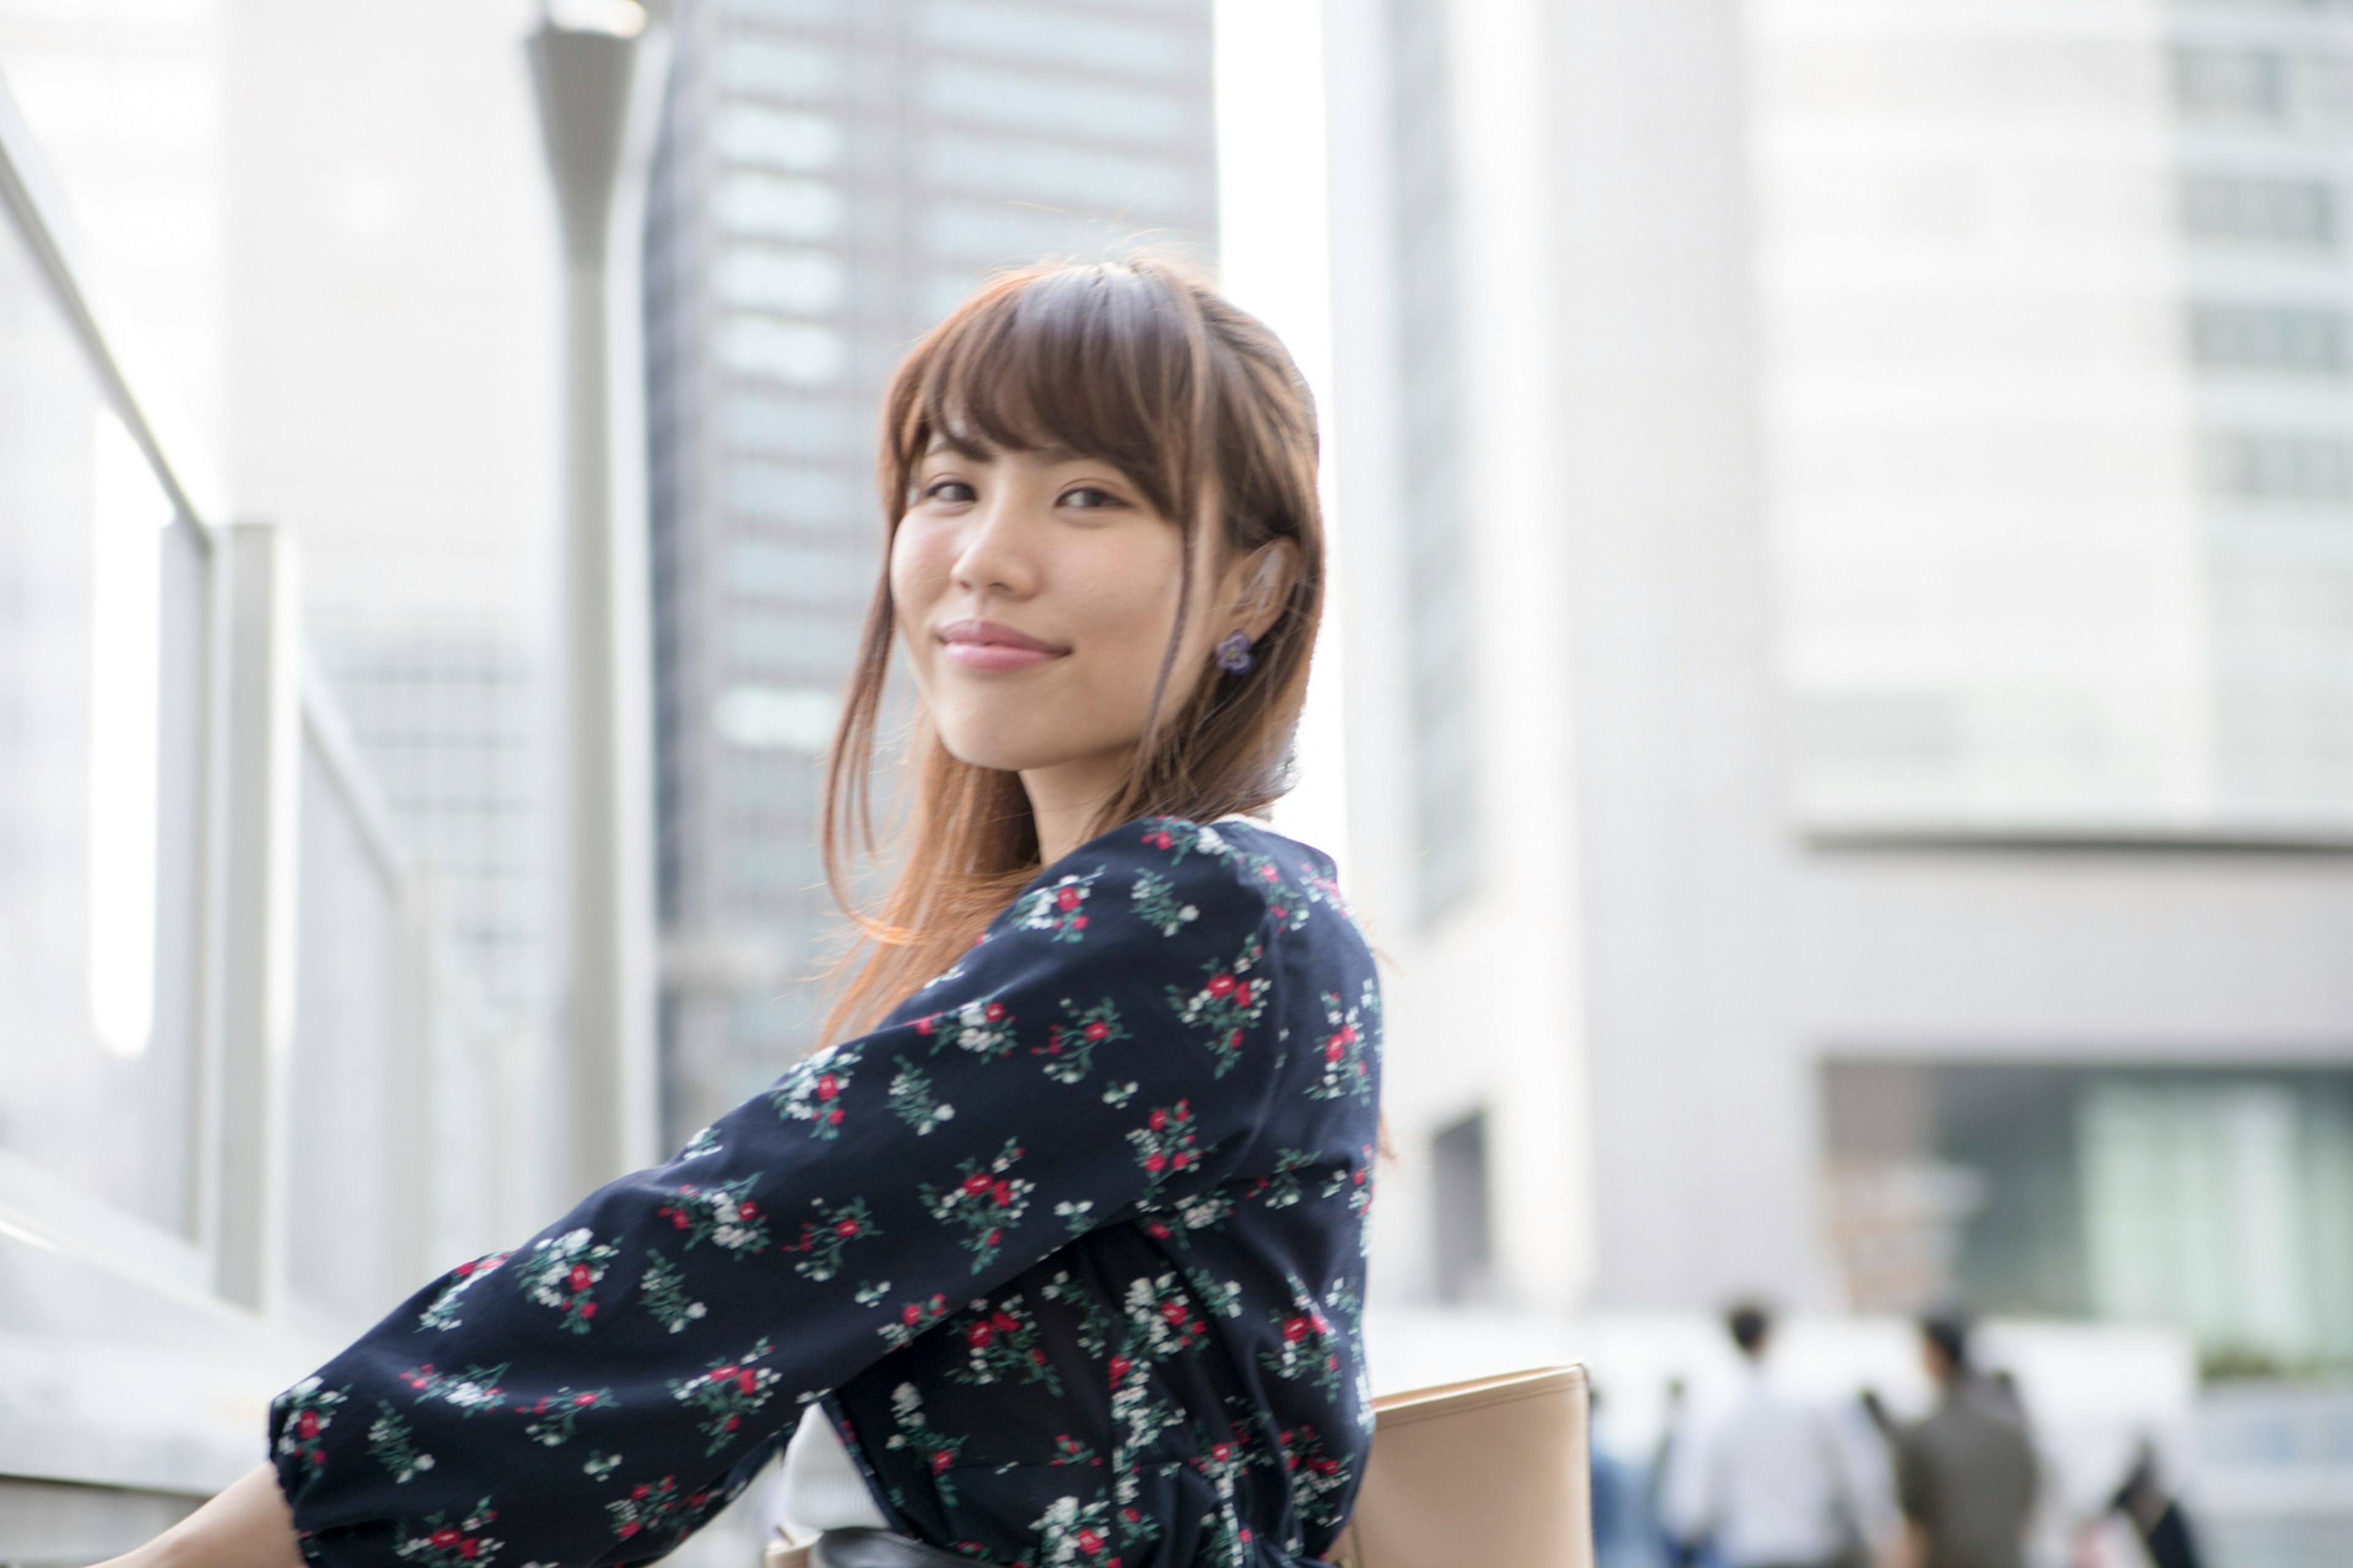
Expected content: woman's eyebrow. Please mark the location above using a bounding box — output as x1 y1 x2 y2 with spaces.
925 432 994 460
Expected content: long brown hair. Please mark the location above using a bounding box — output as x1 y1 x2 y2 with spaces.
819 258 1325 1041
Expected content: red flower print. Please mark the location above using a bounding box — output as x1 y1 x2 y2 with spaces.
1148 1108 1167 1131
962 1172 993 1195
835 1218 860 1236
1085 1021 1109 1041
1073 914 1088 928
1283 1316 1310 1343
991 1180 1016 1206
1143 1153 1166 1172
932 1450 952 1472
985 1001 1007 1021
915 1016 933 1035
827 1107 844 1123
297 1411 320 1438
568 1264 591 1292
1056 885 1080 911
1078 1529 1104 1554
459 1541 479 1561
1161 1300 1188 1324
580 1301 597 1319
430 1529 461 1548
1206 972 1235 999
816 1073 839 1099
903 1305 923 1325
967 1322 995 1347
574 1390 599 1406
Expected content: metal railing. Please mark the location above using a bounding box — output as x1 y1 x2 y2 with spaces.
0 66 537 1513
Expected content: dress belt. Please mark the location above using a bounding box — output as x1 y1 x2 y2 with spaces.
810 1528 988 1568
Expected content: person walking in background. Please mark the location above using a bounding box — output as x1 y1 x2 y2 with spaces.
1662 1304 1870 1568
2078 1441 2203 1568
1893 1314 2037 1568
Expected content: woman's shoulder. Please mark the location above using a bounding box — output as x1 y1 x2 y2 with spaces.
1025 814 1366 956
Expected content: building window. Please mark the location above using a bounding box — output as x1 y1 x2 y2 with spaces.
1823 1060 2353 1375
2188 301 2350 377
2203 430 2353 508
1431 1108 1495 1303
2181 172 2337 251
1385 0 1479 925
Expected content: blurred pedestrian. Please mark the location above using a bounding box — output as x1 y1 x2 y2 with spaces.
1892 1313 2037 1568
1662 1303 1871 1568
1590 1382 1662 1568
2078 1441 2202 1568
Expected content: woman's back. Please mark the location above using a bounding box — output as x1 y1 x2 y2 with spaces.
273 816 1380 1568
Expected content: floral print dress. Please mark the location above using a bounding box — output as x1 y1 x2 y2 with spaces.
270 817 1382 1568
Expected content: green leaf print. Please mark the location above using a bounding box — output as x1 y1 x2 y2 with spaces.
638 1249 707 1333
365 1400 436 1483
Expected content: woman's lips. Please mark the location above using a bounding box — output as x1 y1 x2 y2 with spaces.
938 618 1067 672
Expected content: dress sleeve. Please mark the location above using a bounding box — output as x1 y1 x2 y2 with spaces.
268 824 1279 1567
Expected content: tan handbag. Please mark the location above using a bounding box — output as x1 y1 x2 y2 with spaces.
765 1364 1594 1568
1328 1364 1594 1568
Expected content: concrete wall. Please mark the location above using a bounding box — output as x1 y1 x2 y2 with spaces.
1325 0 2353 1316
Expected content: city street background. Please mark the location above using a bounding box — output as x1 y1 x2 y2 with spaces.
2 1 2352 1564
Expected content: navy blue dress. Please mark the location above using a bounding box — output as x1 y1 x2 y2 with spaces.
270 816 1382 1568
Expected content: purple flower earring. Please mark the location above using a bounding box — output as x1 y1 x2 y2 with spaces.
1214 629 1255 675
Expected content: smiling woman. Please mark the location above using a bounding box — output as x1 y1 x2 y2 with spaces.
116 260 1373 1568
826 259 1325 1042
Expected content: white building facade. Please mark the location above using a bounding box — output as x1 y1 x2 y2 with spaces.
1328 0 2353 1385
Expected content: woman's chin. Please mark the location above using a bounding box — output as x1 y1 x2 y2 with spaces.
933 725 1131 781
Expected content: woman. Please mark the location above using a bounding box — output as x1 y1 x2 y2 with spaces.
113 260 1380 1568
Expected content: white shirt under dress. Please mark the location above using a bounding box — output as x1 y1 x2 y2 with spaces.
767 1405 890 1541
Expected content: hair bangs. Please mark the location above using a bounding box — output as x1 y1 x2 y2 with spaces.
890 264 1209 529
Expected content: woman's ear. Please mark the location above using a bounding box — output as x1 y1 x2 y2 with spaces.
1227 539 1300 642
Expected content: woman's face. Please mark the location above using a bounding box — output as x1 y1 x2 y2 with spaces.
892 441 1218 778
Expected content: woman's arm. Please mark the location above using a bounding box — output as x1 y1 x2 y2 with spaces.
251 819 1289 1567
101 1464 305 1568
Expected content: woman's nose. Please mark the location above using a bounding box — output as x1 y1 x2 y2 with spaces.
951 493 1039 597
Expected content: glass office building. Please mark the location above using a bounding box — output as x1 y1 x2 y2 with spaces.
1759 0 2353 836
643 0 1217 1143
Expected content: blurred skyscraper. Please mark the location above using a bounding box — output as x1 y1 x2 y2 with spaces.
1328 0 2353 1403
1767 0 2353 836
641 0 1218 1144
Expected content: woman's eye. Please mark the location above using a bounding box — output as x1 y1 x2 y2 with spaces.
1059 485 1123 510
923 478 976 504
